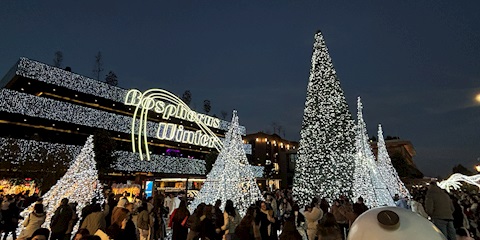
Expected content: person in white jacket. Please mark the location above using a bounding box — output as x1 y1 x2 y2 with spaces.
304 199 323 240
411 196 429 219
18 203 46 240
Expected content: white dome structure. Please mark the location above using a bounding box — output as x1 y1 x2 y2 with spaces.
348 207 446 240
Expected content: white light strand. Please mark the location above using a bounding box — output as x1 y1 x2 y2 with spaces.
0 89 251 154
352 97 395 207
17 136 103 235
376 124 411 198
189 111 264 216
14 57 245 134
113 151 206 175
0 88 154 136
292 31 356 206
438 173 480 193
0 136 206 175
0 137 81 165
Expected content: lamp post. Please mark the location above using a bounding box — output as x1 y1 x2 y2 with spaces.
475 157 480 172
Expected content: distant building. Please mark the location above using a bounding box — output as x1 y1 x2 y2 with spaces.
0 57 250 193
370 138 423 178
371 139 416 167
243 132 298 190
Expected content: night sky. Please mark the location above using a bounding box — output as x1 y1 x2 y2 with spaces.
1 1 479 177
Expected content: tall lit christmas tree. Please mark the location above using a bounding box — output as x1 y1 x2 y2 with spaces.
376 124 411 198
352 97 394 207
18 135 103 233
292 31 356 206
190 111 263 216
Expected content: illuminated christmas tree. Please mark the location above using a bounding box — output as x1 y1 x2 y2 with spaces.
352 97 394 207
292 31 356 206
190 111 263 216
17 135 103 234
376 124 411 198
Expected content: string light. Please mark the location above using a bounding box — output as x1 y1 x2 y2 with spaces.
189 111 263 216
352 97 394 207
0 137 81 164
0 89 251 155
13 57 245 135
376 124 411 198
292 31 356 206
113 151 206 175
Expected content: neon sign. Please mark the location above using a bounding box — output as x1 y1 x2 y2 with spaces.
125 89 223 160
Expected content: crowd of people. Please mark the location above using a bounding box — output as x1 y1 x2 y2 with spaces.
0 183 480 240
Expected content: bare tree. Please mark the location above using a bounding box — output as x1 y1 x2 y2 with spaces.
271 122 278 134
203 100 211 114
53 51 63 68
105 71 118 86
92 51 104 80
277 125 285 137
220 110 228 120
181 90 192 106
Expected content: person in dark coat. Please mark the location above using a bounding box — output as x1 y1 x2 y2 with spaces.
171 200 190 240
279 216 302 240
50 198 74 240
186 203 205 240
2 196 20 240
26 227 50 240
106 207 130 240
317 212 342 240
256 201 276 240
450 195 464 230
212 200 224 240
352 197 369 217
199 205 217 240
425 181 455 240
105 193 117 228
234 205 259 240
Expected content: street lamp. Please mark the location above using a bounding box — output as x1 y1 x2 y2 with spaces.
475 157 480 172
475 93 480 103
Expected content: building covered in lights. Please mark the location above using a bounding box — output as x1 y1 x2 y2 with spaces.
0 57 255 194
244 132 299 190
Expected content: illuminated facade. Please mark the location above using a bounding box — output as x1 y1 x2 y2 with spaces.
0 57 248 191
243 132 299 190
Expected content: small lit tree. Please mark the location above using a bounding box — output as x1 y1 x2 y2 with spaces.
190 111 263 216
376 124 411 198
17 136 103 234
352 97 394 207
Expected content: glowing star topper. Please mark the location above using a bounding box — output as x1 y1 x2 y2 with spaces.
124 89 223 160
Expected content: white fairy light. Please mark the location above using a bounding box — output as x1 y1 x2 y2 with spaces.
352 97 395 207
113 151 206 175
13 57 245 135
376 124 411 198
189 111 263 216
0 137 81 164
292 31 356 206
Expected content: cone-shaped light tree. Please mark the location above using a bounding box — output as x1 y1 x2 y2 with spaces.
293 31 356 206
352 97 394 207
376 124 411 198
17 135 103 234
189 111 263 216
